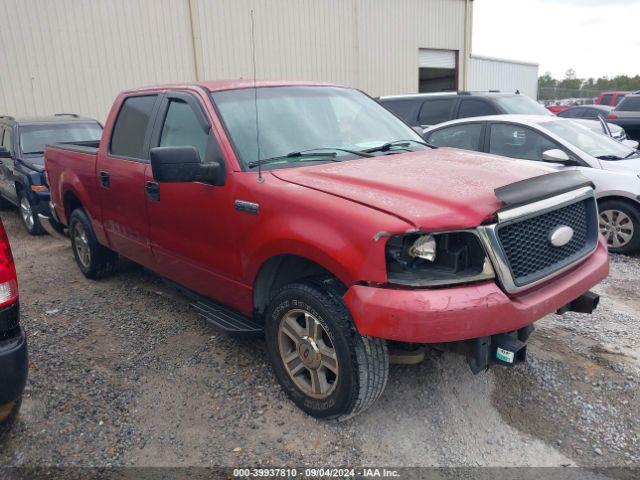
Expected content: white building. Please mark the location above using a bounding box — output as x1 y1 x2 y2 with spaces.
0 0 538 121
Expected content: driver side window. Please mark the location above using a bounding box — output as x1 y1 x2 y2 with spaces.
489 123 559 161
160 100 210 161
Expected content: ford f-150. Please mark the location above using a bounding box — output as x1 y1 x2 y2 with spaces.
42 81 609 420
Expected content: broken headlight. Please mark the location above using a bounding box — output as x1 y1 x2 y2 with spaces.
385 231 495 287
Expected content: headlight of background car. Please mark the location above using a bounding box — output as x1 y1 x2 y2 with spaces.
385 231 495 287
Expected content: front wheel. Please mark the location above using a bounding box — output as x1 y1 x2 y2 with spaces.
598 200 640 254
69 209 118 278
265 277 389 421
18 192 44 235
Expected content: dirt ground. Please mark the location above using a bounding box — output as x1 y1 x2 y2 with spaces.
0 208 638 469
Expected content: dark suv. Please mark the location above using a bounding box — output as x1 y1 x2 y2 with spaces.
0 115 102 235
379 91 552 129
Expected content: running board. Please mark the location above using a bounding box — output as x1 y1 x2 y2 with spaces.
191 299 263 334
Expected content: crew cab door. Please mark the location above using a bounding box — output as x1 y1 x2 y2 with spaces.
145 92 244 310
97 94 159 267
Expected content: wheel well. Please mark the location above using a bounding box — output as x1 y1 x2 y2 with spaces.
63 191 82 221
598 195 640 212
253 255 340 317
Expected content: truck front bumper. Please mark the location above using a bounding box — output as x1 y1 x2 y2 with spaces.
344 239 609 343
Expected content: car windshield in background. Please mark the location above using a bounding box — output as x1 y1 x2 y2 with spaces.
495 95 553 116
541 120 638 160
20 122 103 156
211 86 425 169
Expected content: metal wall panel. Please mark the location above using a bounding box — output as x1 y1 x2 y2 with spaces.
468 55 539 99
0 0 196 122
0 0 470 119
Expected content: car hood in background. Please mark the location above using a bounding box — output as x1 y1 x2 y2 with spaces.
19 156 45 172
271 148 555 230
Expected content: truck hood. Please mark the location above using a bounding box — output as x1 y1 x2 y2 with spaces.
19 155 45 172
271 148 555 230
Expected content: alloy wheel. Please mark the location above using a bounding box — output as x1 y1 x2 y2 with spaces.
599 209 634 249
19 196 34 230
277 309 339 399
72 222 91 268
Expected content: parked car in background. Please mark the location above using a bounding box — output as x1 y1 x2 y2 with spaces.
557 106 628 141
43 81 607 419
596 91 630 107
424 115 640 253
378 91 552 130
0 217 26 437
0 115 103 235
607 94 640 141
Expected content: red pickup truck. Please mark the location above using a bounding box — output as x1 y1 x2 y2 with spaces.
43 81 609 420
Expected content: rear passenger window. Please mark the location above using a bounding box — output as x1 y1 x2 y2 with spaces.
458 99 497 119
617 96 640 112
600 94 613 106
159 100 209 160
418 98 455 126
426 123 483 151
110 95 157 159
379 99 420 124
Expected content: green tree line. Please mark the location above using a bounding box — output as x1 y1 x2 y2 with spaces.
538 69 640 100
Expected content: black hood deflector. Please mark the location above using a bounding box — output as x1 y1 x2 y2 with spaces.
495 170 594 209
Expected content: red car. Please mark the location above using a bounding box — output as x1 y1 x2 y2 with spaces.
596 91 631 107
43 81 608 419
0 216 27 435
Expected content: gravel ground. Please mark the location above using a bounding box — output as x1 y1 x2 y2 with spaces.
0 208 638 469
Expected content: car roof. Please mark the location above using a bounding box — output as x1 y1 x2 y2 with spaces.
423 114 562 131
0 115 98 126
379 91 518 101
121 80 341 96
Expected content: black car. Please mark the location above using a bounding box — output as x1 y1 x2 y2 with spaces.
378 91 552 129
557 104 613 120
0 216 26 436
0 115 103 235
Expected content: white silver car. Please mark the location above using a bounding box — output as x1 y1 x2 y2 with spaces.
423 115 640 253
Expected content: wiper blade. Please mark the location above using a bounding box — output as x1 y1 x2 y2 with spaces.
596 154 623 160
624 151 639 159
248 147 372 169
362 139 436 154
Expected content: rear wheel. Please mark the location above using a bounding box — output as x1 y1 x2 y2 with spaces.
598 200 640 254
18 192 44 235
0 397 22 438
265 277 388 421
69 209 118 278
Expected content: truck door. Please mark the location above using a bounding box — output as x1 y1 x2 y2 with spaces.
145 92 245 311
97 94 159 267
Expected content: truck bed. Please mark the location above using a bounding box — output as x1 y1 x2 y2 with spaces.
44 142 100 226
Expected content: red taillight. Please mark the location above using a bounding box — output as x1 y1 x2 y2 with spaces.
0 218 18 308
608 113 618 119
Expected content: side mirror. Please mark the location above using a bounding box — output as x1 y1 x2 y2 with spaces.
542 149 571 164
0 146 11 158
150 146 224 185
622 139 639 150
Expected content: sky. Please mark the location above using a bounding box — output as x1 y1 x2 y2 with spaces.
472 0 640 80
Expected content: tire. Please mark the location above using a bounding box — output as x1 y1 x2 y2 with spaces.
265 276 388 421
69 208 118 278
18 191 45 235
0 397 22 438
598 200 640 254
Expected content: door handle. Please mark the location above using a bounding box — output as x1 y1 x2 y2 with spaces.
99 171 110 188
145 181 160 201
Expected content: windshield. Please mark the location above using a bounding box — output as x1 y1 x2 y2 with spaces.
495 96 553 116
541 120 638 160
20 122 103 156
211 86 425 169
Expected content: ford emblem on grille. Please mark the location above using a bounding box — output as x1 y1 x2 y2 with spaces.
549 225 574 247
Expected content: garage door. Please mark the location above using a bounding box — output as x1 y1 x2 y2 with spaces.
418 49 457 93
419 49 456 69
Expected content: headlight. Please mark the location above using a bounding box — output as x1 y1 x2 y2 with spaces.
385 231 495 287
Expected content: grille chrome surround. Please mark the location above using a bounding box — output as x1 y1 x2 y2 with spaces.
478 187 598 294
